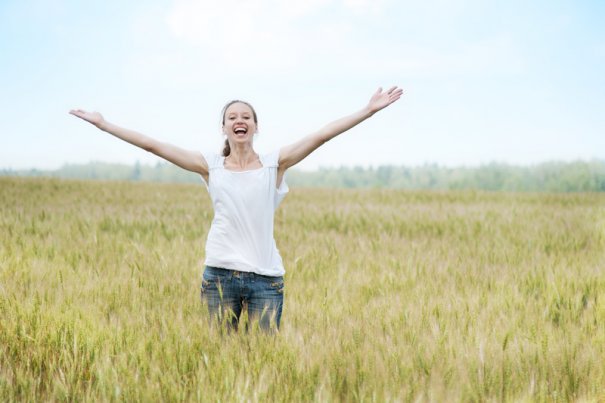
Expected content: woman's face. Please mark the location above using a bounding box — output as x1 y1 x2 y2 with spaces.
223 102 257 145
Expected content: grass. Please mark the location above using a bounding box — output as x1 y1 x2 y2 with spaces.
1 176 604 401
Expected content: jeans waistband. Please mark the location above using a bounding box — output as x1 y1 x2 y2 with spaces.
205 265 281 280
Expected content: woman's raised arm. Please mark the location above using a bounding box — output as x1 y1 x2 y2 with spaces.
69 109 208 178
277 86 403 173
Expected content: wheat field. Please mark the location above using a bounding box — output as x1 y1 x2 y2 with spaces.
1 177 604 402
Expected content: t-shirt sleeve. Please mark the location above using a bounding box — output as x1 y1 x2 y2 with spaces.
265 149 289 206
200 151 219 188
262 149 281 168
275 173 289 207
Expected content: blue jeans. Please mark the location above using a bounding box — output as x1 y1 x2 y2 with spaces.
200 266 284 332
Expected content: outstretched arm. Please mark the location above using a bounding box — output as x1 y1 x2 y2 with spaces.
69 110 208 177
278 86 403 172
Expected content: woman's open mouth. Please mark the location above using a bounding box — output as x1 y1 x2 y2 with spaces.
234 127 248 136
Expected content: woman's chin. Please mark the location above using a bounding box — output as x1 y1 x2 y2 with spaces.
230 136 253 145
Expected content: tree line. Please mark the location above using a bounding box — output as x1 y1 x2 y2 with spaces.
2 160 605 192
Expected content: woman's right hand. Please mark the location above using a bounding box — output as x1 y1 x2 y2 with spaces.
69 109 105 128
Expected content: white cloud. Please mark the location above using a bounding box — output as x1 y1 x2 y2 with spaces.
123 0 525 87
161 0 389 76
166 0 337 67
342 0 390 15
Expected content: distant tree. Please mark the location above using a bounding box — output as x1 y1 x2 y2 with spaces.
3 159 605 192
132 161 141 181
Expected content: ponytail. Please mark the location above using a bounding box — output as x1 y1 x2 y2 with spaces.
222 139 231 157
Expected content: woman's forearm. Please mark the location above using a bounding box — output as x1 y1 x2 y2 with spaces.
98 121 156 152
315 106 374 144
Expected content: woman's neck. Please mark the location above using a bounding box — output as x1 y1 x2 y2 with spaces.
225 144 260 170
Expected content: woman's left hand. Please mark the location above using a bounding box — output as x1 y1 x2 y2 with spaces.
367 86 404 114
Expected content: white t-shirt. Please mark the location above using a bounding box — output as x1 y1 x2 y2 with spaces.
200 150 289 276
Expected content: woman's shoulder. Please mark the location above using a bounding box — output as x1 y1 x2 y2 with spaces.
260 149 280 168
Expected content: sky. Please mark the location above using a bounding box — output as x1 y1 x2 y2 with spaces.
1 0 604 171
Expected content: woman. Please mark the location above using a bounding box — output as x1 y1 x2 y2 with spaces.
70 86 403 331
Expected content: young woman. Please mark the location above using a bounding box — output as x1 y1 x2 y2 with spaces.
70 86 403 331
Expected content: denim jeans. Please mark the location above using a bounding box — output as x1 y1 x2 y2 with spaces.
200 266 284 332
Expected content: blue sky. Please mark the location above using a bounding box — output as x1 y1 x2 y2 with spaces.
1 0 603 170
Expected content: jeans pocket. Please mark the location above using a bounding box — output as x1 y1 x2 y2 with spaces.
203 266 227 283
200 279 210 294
202 268 227 298
269 279 285 294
